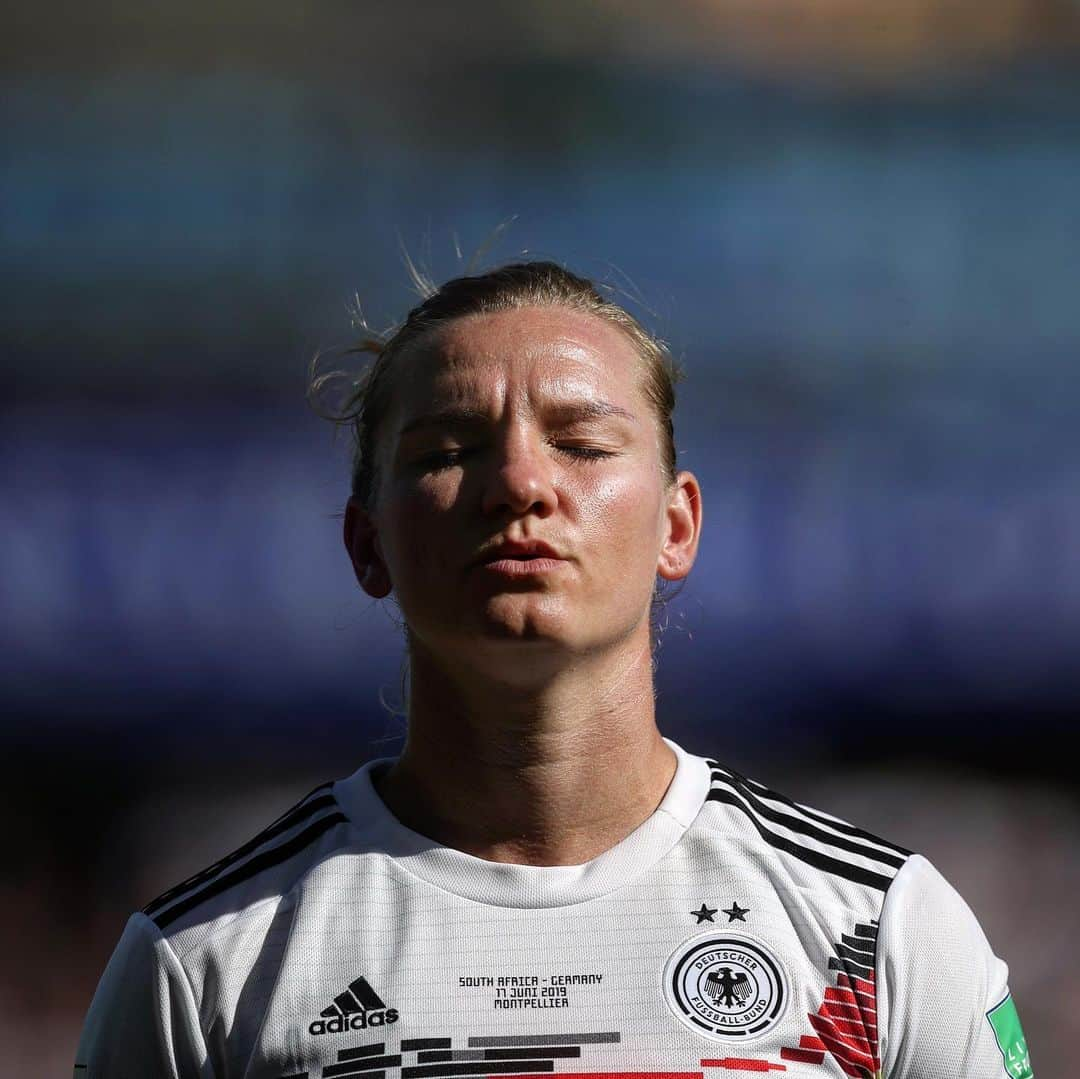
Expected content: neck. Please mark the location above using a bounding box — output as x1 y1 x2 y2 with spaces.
373 628 677 866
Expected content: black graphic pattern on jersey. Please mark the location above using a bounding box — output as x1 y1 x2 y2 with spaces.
341 1044 389 1058
275 1033 621 1079
705 762 910 891
773 920 881 1077
467 1033 619 1047
145 784 346 929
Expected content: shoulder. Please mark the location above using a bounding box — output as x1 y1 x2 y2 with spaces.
877 849 1001 967
693 763 1006 975
80 782 358 1075
698 757 915 897
76 910 212 1075
695 758 1016 1077
875 851 1014 1077
142 780 352 942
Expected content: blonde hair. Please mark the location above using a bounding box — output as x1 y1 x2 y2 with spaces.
309 260 683 510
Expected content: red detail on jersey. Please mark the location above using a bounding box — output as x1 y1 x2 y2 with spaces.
817 1001 875 1025
492 1074 704 1079
824 986 858 1005
825 985 876 1011
811 1012 874 1054
807 1019 878 1078
780 1048 826 1064
835 971 876 997
826 1017 878 1040
773 925 882 1077
700 1061 786 1072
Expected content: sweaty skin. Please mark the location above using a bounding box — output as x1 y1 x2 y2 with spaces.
344 305 703 867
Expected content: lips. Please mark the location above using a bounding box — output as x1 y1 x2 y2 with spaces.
478 539 563 565
472 539 569 578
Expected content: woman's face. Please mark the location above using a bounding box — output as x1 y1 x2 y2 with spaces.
347 304 701 677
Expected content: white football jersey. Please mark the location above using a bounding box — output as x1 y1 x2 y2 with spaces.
76 739 1033 1079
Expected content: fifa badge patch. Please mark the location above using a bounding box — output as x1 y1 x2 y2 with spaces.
663 931 790 1041
987 993 1033 1078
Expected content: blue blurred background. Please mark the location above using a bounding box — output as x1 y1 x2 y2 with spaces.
3 2 1077 1072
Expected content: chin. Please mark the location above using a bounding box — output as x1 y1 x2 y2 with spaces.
500 594 626 647
476 614 575 647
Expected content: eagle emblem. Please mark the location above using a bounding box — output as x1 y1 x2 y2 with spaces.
704 966 753 1008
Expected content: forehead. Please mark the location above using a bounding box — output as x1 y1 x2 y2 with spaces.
390 305 645 413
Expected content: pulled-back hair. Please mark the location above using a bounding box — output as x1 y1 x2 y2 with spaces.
309 260 683 510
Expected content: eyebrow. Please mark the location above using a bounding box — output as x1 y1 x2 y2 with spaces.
398 399 638 437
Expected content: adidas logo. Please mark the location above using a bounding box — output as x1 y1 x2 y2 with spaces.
308 975 399 1036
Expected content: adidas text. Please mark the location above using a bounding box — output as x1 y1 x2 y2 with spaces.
309 1009 399 1035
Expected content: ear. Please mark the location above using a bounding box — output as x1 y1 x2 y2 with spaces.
657 470 702 582
344 496 393 599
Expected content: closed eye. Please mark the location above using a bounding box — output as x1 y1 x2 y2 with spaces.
418 448 470 471
557 445 615 460
416 444 614 471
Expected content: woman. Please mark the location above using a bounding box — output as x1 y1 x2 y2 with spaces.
77 261 1032 1078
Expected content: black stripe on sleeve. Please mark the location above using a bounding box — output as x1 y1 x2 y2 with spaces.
143 784 335 917
708 770 907 870
707 761 913 858
150 811 346 929
705 787 898 891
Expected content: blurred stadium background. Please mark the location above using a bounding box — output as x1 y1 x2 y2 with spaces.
3 1 1078 1072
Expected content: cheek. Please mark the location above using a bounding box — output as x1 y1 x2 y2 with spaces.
379 482 462 582
576 469 665 562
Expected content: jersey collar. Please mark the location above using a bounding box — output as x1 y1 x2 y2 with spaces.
332 737 711 908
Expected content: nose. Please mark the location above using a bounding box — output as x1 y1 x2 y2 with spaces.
480 429 557 518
